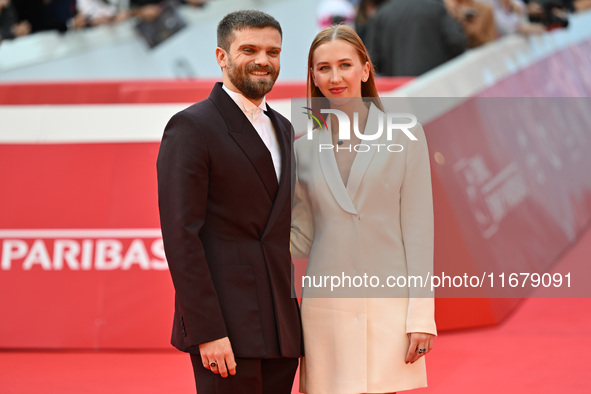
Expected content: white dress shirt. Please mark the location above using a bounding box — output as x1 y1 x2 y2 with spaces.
222 85 282 181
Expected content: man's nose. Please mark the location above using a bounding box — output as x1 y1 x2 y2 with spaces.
254 51 269 66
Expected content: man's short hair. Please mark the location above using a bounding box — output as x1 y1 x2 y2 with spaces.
217 10 283 51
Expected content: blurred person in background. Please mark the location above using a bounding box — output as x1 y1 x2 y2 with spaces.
129 0 210 22
183 0 209 7
317 0 357 30
76 0 130 26
479 0 546 34
573 0 591 10
524 0 590 29
76 1 210 28
0 0 31 42
366 0 466 76
130 0 162 21
13 0 82 33
354 0 387 45
444 0 498 48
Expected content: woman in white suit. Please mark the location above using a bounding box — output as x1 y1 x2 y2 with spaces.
291 25 436 394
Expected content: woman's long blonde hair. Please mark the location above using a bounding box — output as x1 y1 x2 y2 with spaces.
307 24 384 113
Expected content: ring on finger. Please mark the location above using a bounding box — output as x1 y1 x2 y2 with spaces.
418 348 427 354
209 361 217 368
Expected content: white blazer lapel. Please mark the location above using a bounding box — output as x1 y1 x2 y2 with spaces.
346 103 382 201
318 124 357 214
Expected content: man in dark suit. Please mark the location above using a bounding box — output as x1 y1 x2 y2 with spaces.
366 0 467 76
157 10 301 394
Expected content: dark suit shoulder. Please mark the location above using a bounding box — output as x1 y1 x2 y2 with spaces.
165 98 228 136
174 98 222 123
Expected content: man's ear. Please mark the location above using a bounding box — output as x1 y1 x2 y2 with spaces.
216 47 227 69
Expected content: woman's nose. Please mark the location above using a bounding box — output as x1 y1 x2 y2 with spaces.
329 69 342 83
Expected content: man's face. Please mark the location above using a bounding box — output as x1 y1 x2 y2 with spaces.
220 27 282 101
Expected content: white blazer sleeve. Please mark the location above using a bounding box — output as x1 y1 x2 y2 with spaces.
290 143 315 259
400 123 437 335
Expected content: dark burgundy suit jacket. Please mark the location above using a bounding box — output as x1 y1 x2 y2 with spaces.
157 82 302 358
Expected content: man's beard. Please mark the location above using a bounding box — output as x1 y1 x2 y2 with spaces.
226 57 279 100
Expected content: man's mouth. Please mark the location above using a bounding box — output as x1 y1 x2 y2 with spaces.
250 70 270 77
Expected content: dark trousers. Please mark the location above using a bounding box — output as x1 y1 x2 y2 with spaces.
189 354 298 394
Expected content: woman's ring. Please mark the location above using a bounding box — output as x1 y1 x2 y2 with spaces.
418 348 427 354
210 361 217 368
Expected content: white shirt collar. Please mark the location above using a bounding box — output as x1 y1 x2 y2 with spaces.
222 84 267 120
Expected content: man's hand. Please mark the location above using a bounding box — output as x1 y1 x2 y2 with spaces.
405 332 435 364
198 337 237 378
135 5 162 22
12 21 31 37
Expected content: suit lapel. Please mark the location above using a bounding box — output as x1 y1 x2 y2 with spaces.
319 104 384 213
318 123 358 214
209 83 278 201
262 103 291 237
346 103 382 200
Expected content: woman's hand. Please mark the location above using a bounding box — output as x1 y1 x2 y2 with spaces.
405 332 435 364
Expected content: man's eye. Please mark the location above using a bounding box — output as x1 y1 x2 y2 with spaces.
243 48 253 53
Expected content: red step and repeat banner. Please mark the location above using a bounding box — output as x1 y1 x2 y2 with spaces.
0 142 171 348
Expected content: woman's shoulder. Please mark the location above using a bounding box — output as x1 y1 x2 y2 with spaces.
294 127 322 152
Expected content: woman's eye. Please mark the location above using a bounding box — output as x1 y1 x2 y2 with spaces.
319 66 329 71
341 63 351 68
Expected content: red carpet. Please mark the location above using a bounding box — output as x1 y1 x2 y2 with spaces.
2 229 590 393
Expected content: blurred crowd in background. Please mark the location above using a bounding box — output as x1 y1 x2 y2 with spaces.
1 0 591 76
320 0 591 76
0 0 208 43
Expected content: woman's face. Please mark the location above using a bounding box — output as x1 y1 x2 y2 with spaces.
311 39 370 103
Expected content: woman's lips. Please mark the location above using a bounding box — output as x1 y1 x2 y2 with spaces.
329 87 346 94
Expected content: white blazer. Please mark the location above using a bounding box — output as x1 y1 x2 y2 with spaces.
292 104 437 394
